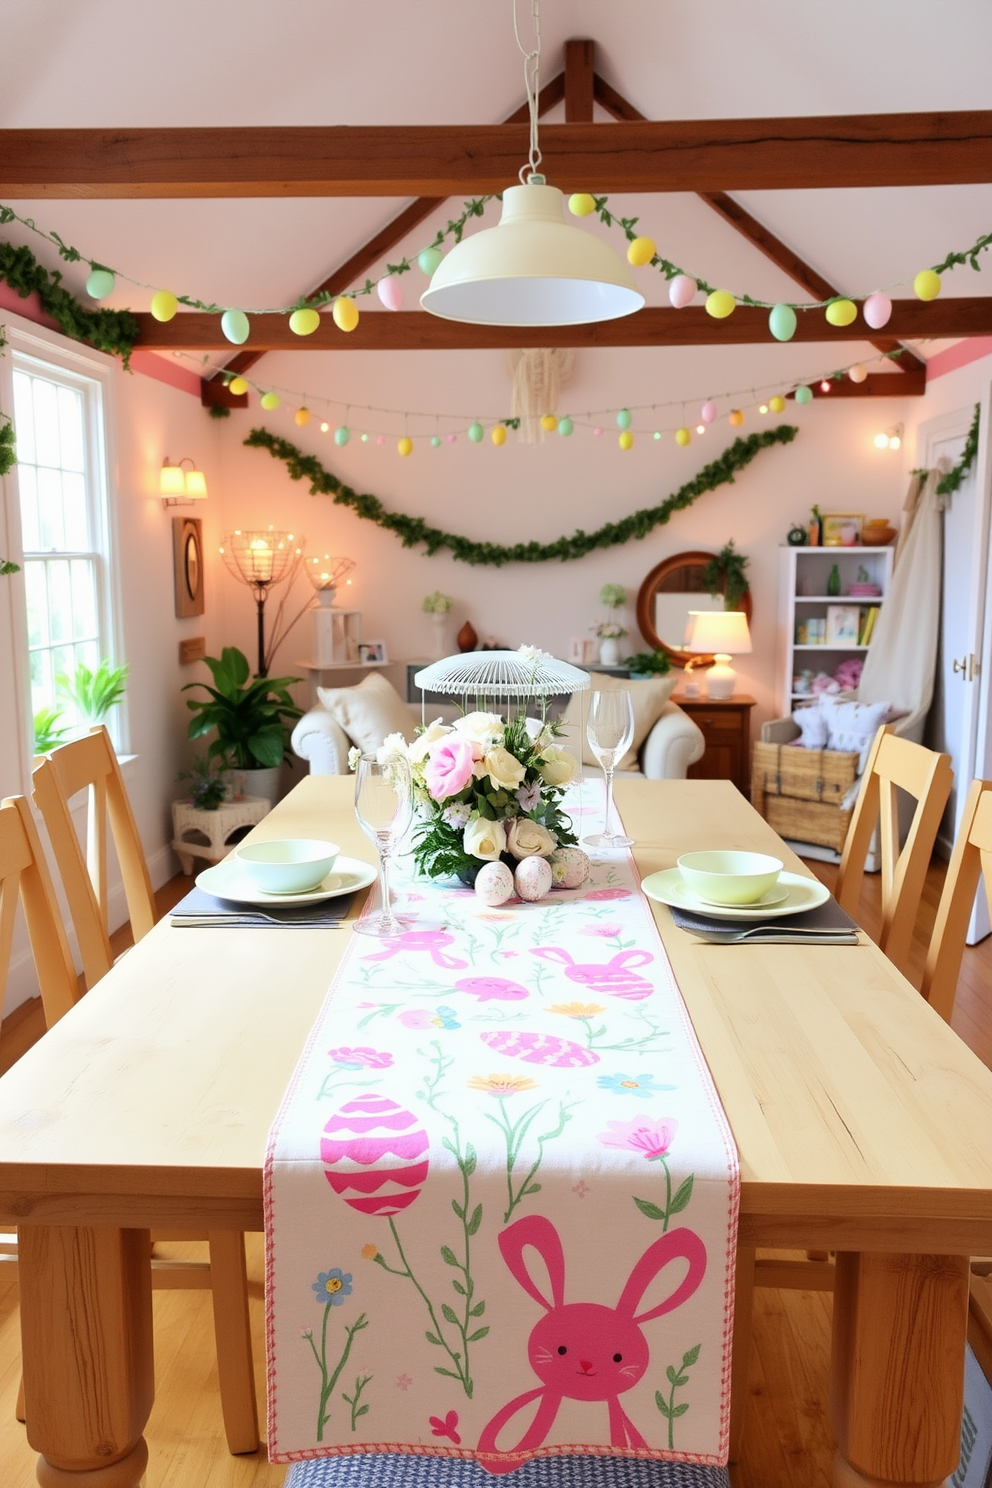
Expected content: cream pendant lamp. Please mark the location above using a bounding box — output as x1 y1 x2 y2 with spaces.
420 3 644 328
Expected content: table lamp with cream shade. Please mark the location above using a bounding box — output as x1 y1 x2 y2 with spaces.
683 609 752 699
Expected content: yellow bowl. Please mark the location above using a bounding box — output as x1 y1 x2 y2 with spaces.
676 850 783 906
235 839 340 894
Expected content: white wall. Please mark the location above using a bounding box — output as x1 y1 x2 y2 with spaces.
216 345 912 731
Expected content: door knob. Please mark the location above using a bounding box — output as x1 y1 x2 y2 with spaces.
953 654 980 681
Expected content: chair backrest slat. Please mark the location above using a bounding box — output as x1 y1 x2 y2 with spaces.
0 795 79 1031
33 726 155 989
922 779 992 1022
836 727 953 975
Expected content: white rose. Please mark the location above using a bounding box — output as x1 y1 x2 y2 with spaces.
538 745 577 787
463 816 507 861
409 718 451 764
377 732 410 765
506 817 557 859
453 711 505 750
483 746 527 791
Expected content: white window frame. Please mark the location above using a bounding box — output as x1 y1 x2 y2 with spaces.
0 315 124 782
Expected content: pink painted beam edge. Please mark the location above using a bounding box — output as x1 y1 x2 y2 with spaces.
0 281 201 396
0 282 58 329
926 336 992 381
128 349 202 396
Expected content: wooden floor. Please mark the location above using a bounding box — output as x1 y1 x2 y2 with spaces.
0 857 989 1488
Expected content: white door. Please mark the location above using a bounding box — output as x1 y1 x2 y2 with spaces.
920 382 992 942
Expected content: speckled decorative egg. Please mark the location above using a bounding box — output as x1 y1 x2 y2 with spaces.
474 861 514 906
321 1094 428 1217
514 857 553 902
549 847 590 890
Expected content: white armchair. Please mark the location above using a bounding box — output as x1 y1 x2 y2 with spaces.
292 698 704 780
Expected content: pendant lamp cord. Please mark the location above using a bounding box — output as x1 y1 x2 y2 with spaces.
513 0 543 182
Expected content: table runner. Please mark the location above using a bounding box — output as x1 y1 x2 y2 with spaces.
265 788 739 1472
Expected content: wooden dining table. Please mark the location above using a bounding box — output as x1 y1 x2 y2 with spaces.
2 774 992 1488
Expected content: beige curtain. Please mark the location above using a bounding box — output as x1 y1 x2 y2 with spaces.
857 461 949 737
508 348 575 442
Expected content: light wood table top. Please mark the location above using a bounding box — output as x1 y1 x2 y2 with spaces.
1 775 991 1257
3 774 990 1488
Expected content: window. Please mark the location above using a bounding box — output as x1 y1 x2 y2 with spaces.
10 346 117 738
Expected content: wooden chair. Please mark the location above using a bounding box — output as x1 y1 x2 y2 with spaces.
835 725 953 976
734 731 955 1455
29 733 260 1454
920 777 992 1022
32 725 155 989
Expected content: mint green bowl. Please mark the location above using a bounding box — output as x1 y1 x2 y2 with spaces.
676 850 783 906
235 839 340 894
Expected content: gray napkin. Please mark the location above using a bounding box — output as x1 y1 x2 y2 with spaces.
170 885 354 928
669 896 859 945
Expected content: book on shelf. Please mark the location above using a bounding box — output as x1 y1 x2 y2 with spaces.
859 607 880 646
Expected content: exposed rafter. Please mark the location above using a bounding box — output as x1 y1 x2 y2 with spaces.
204 66 571 402
3 111 991 198
143 301 990 350
592 70 927 381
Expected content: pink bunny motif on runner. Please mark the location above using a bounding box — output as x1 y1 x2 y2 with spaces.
362 929 468 969
476 1213 707 1473
530 947 654 1001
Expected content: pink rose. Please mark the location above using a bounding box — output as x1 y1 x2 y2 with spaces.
424 735 476 801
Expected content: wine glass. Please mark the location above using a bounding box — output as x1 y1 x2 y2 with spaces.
353 752 414 936
583 690 635 849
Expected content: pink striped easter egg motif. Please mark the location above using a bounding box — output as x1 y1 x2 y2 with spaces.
480 1031 599 1067
322 1094 429 1216
530 947 654 1001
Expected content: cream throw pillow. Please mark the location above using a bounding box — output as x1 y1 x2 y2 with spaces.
560 671 678 771
316 673 415 754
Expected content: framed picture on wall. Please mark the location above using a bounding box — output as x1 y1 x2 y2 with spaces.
172 517 205 617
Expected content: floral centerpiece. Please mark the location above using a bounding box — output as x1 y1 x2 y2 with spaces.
353 647 582 884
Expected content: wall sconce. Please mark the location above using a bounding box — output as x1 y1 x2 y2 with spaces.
873 424 903 452
160 456 208 507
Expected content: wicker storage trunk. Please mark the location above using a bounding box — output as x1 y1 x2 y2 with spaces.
751 740 860 853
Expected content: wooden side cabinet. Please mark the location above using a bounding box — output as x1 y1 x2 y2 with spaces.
676 694 756 794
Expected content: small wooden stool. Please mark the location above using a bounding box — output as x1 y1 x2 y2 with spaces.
171 796 269 875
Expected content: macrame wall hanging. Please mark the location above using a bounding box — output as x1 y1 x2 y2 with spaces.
508 347 575 442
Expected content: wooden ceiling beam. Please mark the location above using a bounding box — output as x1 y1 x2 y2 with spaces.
565 40 595 123
146 299 992 352
5 111 992 198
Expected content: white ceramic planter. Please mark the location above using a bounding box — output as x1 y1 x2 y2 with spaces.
598 637 622 667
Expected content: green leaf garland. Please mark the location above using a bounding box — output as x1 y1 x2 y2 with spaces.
0 235 140 366
245 422 798 567
936 403 980 496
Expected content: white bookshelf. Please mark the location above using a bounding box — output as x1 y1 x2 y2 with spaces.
776 545 895 714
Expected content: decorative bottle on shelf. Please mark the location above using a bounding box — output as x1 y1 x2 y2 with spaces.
827 563 841 597
457 620 478 652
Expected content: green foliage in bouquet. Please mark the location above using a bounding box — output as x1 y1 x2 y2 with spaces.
411 712 579 883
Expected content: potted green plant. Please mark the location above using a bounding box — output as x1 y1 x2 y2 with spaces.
183 646 302 806
623 649 672 679
55 657 129 729
702 542 750 611
177 754 230 811
33 705 70 755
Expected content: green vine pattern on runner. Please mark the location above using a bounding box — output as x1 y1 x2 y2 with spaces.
369 1042 487 1397
936 403 980 497
655 1343 701 1449
483 1090 581 1224
244 423 799 567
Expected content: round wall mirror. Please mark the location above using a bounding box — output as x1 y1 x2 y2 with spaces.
636 550 753 668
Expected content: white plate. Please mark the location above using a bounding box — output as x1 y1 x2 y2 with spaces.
641 868 830 921
196 855 377 907
695 883 790 910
